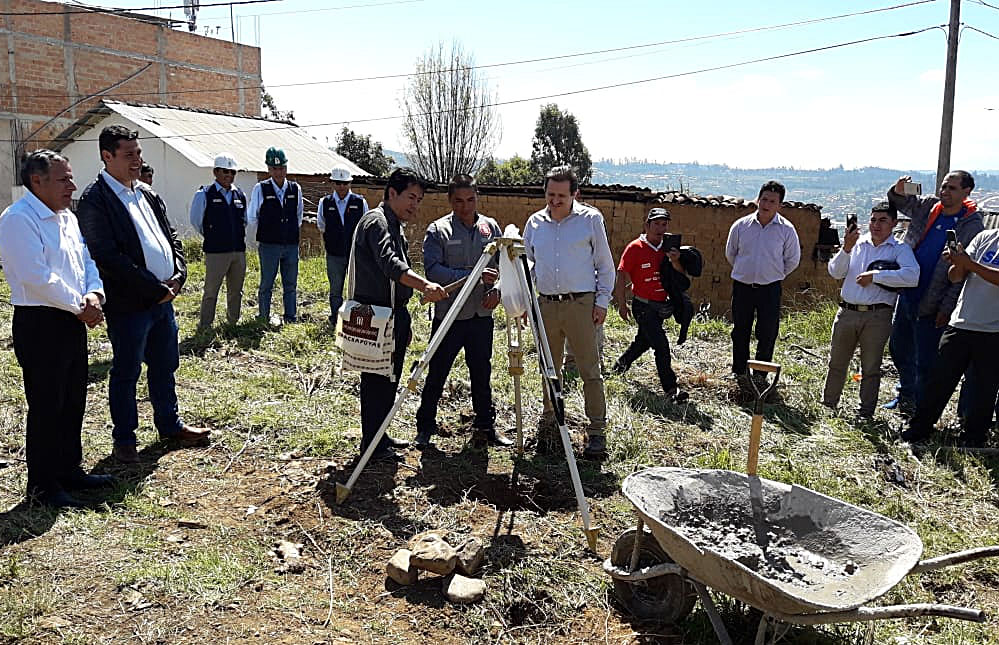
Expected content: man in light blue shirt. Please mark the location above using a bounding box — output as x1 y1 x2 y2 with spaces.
0 150 111 507
524 165 615 458
724 180 800 385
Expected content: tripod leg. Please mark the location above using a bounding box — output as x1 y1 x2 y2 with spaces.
337 248 497 502
507 315 525 455
515 254 599 552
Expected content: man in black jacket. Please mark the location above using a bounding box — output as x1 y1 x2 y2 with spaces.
77 125 210 464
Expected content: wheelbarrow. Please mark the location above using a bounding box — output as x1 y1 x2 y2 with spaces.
603 361 999 644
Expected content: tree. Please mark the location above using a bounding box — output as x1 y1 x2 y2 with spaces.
530 104 592 183
334 127 395 177
400 41 500 182
260 85 295 122
476 155 538 185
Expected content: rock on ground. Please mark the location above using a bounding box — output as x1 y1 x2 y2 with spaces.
454 537 484 576
386 549 419 586
409 533 457 576
443 574 486 604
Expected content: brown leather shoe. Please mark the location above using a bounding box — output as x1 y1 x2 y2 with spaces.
112 444 140 464
172 425 211 446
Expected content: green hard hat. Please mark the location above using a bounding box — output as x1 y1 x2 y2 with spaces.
265 147 287 167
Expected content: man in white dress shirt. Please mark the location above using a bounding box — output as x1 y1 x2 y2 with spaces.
821 203 918 418
725 180 801 387
247 147 303 324
0 150 112 507
524 165 616 458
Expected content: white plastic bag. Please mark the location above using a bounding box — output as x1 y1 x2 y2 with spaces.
496 224 530 318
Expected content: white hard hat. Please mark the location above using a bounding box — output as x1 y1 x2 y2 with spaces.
330 167 353 182
213 153 238 171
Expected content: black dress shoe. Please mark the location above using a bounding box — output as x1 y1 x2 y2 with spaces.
385 436 410 449
369 447 402 462
62 473 117 490
583 435 607 459
413 429 434 450
35 489 87 509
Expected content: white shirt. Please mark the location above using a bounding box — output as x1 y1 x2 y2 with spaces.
523 200 616 309
0 190 104 313
101 170 174 281
246 177 304 239
317 190 368 233
725 211 801 285
828 233 919 306
189 181 240 236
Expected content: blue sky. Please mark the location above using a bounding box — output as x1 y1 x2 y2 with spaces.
115 0 998 170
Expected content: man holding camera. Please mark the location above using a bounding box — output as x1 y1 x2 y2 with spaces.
612 207 688 402
821 203 918 419
901 227 999 447
884 172 982 412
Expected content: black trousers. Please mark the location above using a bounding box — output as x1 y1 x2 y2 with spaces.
617 299 678 393
415 315 495 434
359 307 411 453
731 280 782 374
12 306 88 495
909 327 999 443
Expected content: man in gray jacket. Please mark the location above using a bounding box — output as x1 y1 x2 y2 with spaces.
884 171 982 412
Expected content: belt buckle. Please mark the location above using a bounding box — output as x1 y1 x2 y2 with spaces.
857 304 870 312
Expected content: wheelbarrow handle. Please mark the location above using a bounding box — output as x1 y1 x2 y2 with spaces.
910 545 999 574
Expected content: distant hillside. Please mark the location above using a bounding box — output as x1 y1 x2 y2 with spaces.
383 150 999 223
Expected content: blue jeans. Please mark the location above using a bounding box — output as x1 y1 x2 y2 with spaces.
326 254 348 320
889 295 944 405
258 243 298 321
105 302 184 446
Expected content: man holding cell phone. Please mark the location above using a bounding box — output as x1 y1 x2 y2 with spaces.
883 171 982 413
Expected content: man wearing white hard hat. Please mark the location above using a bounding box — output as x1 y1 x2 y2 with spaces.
318 166 368 323
190 153 247 330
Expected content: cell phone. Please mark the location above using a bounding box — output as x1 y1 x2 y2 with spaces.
662 233 682 250
902 181 922 196
846 214 858 231
946 229 958 250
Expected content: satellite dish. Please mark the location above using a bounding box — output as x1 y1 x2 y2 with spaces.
184 0 198 32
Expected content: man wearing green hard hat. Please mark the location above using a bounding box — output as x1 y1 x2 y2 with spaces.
247 147 303 324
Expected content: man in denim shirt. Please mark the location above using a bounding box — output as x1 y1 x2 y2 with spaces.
414 174 510 449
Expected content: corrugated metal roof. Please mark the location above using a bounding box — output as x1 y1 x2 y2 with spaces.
55 100 369 177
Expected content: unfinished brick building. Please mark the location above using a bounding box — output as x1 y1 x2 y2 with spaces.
0 0 261 208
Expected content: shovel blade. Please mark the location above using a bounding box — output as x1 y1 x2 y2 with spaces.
584 527 600 553
334 482 352 504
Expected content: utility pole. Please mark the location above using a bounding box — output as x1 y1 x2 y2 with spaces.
935 0 961 190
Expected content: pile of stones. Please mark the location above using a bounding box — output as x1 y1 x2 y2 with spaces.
386 531 486 604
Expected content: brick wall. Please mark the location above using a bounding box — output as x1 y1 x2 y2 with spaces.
1 0 262 150
285 174 840 316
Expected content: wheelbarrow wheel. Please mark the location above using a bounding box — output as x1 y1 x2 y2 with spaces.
610 527 696 622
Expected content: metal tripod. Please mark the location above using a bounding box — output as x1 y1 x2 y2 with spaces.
334 235 599 552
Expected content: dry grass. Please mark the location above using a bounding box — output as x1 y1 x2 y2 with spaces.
0 248 997 644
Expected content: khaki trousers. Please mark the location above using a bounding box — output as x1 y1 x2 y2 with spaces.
822 306 893 416
200 251 246 329
540 293 607 435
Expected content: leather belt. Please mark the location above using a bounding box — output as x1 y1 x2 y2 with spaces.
735 280 780 289
540 292 590 302
633 296 668 305
839 301 893 312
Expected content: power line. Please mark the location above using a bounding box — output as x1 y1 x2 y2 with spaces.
0 0 281 16
10 0 942 100
965 24 999 40
971 0 999 11
34 25 942 144
196 0 423 22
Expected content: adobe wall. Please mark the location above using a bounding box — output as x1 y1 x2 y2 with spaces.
286 175 840 316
